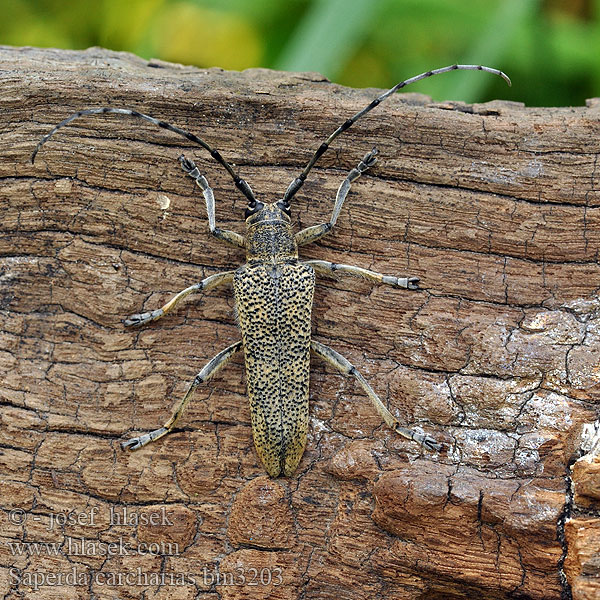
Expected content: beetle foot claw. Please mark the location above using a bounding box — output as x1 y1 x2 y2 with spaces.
362 147 378 168
421 435 443 452
395 425 442 452
121 437 144 450
124 309 162 327
121 427 168 451
391 276 419 289
178 154 195 173
407 429 442 452
406 277 420 290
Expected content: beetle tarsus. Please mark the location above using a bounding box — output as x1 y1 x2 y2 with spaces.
178 154 197 175
121 436 144 451
121 427 168 450
361 147 378 169
421 436 443 452
123 309 162 327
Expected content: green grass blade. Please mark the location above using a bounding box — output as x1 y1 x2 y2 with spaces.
428 0 539 102
275 0 383 78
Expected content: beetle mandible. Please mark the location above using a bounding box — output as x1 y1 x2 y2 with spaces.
32 64 511 477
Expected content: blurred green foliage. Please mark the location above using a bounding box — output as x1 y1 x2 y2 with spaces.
2 0 600 105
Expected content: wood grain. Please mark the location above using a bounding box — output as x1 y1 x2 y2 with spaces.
1 45 599 599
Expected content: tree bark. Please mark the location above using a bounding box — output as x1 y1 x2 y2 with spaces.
1 45 599 599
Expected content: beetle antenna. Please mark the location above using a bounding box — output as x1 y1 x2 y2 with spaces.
31 107 257 204
282 64 511 204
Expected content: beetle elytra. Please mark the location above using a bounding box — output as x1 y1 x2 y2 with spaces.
32 64 510 477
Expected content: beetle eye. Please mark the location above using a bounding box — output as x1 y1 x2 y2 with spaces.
245 201 264 219
276 200 291 216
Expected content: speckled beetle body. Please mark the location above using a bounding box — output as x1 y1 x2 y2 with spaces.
32 64 510 476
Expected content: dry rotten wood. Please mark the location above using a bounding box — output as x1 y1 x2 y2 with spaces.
1 45 599 600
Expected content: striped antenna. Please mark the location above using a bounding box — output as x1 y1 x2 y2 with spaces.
282 64 511 204
31 107 257 204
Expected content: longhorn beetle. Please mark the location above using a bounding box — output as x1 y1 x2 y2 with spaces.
32 64 511 477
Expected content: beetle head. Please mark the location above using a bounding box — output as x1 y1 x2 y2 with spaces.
245 200 291 224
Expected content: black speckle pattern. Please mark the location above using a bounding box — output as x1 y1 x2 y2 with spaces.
234 262 315 477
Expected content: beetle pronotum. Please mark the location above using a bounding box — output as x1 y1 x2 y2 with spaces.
32 64 510 477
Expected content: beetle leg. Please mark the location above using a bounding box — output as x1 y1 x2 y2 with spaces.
311 340 442 452
304 260 419 290
295 148 378 246
121 340 243 450
124 271 235 326
179 155 246 248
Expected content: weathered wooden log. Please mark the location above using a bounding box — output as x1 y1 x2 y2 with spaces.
1 45 599 599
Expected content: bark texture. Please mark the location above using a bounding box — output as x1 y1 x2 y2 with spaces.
1 45 600 599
